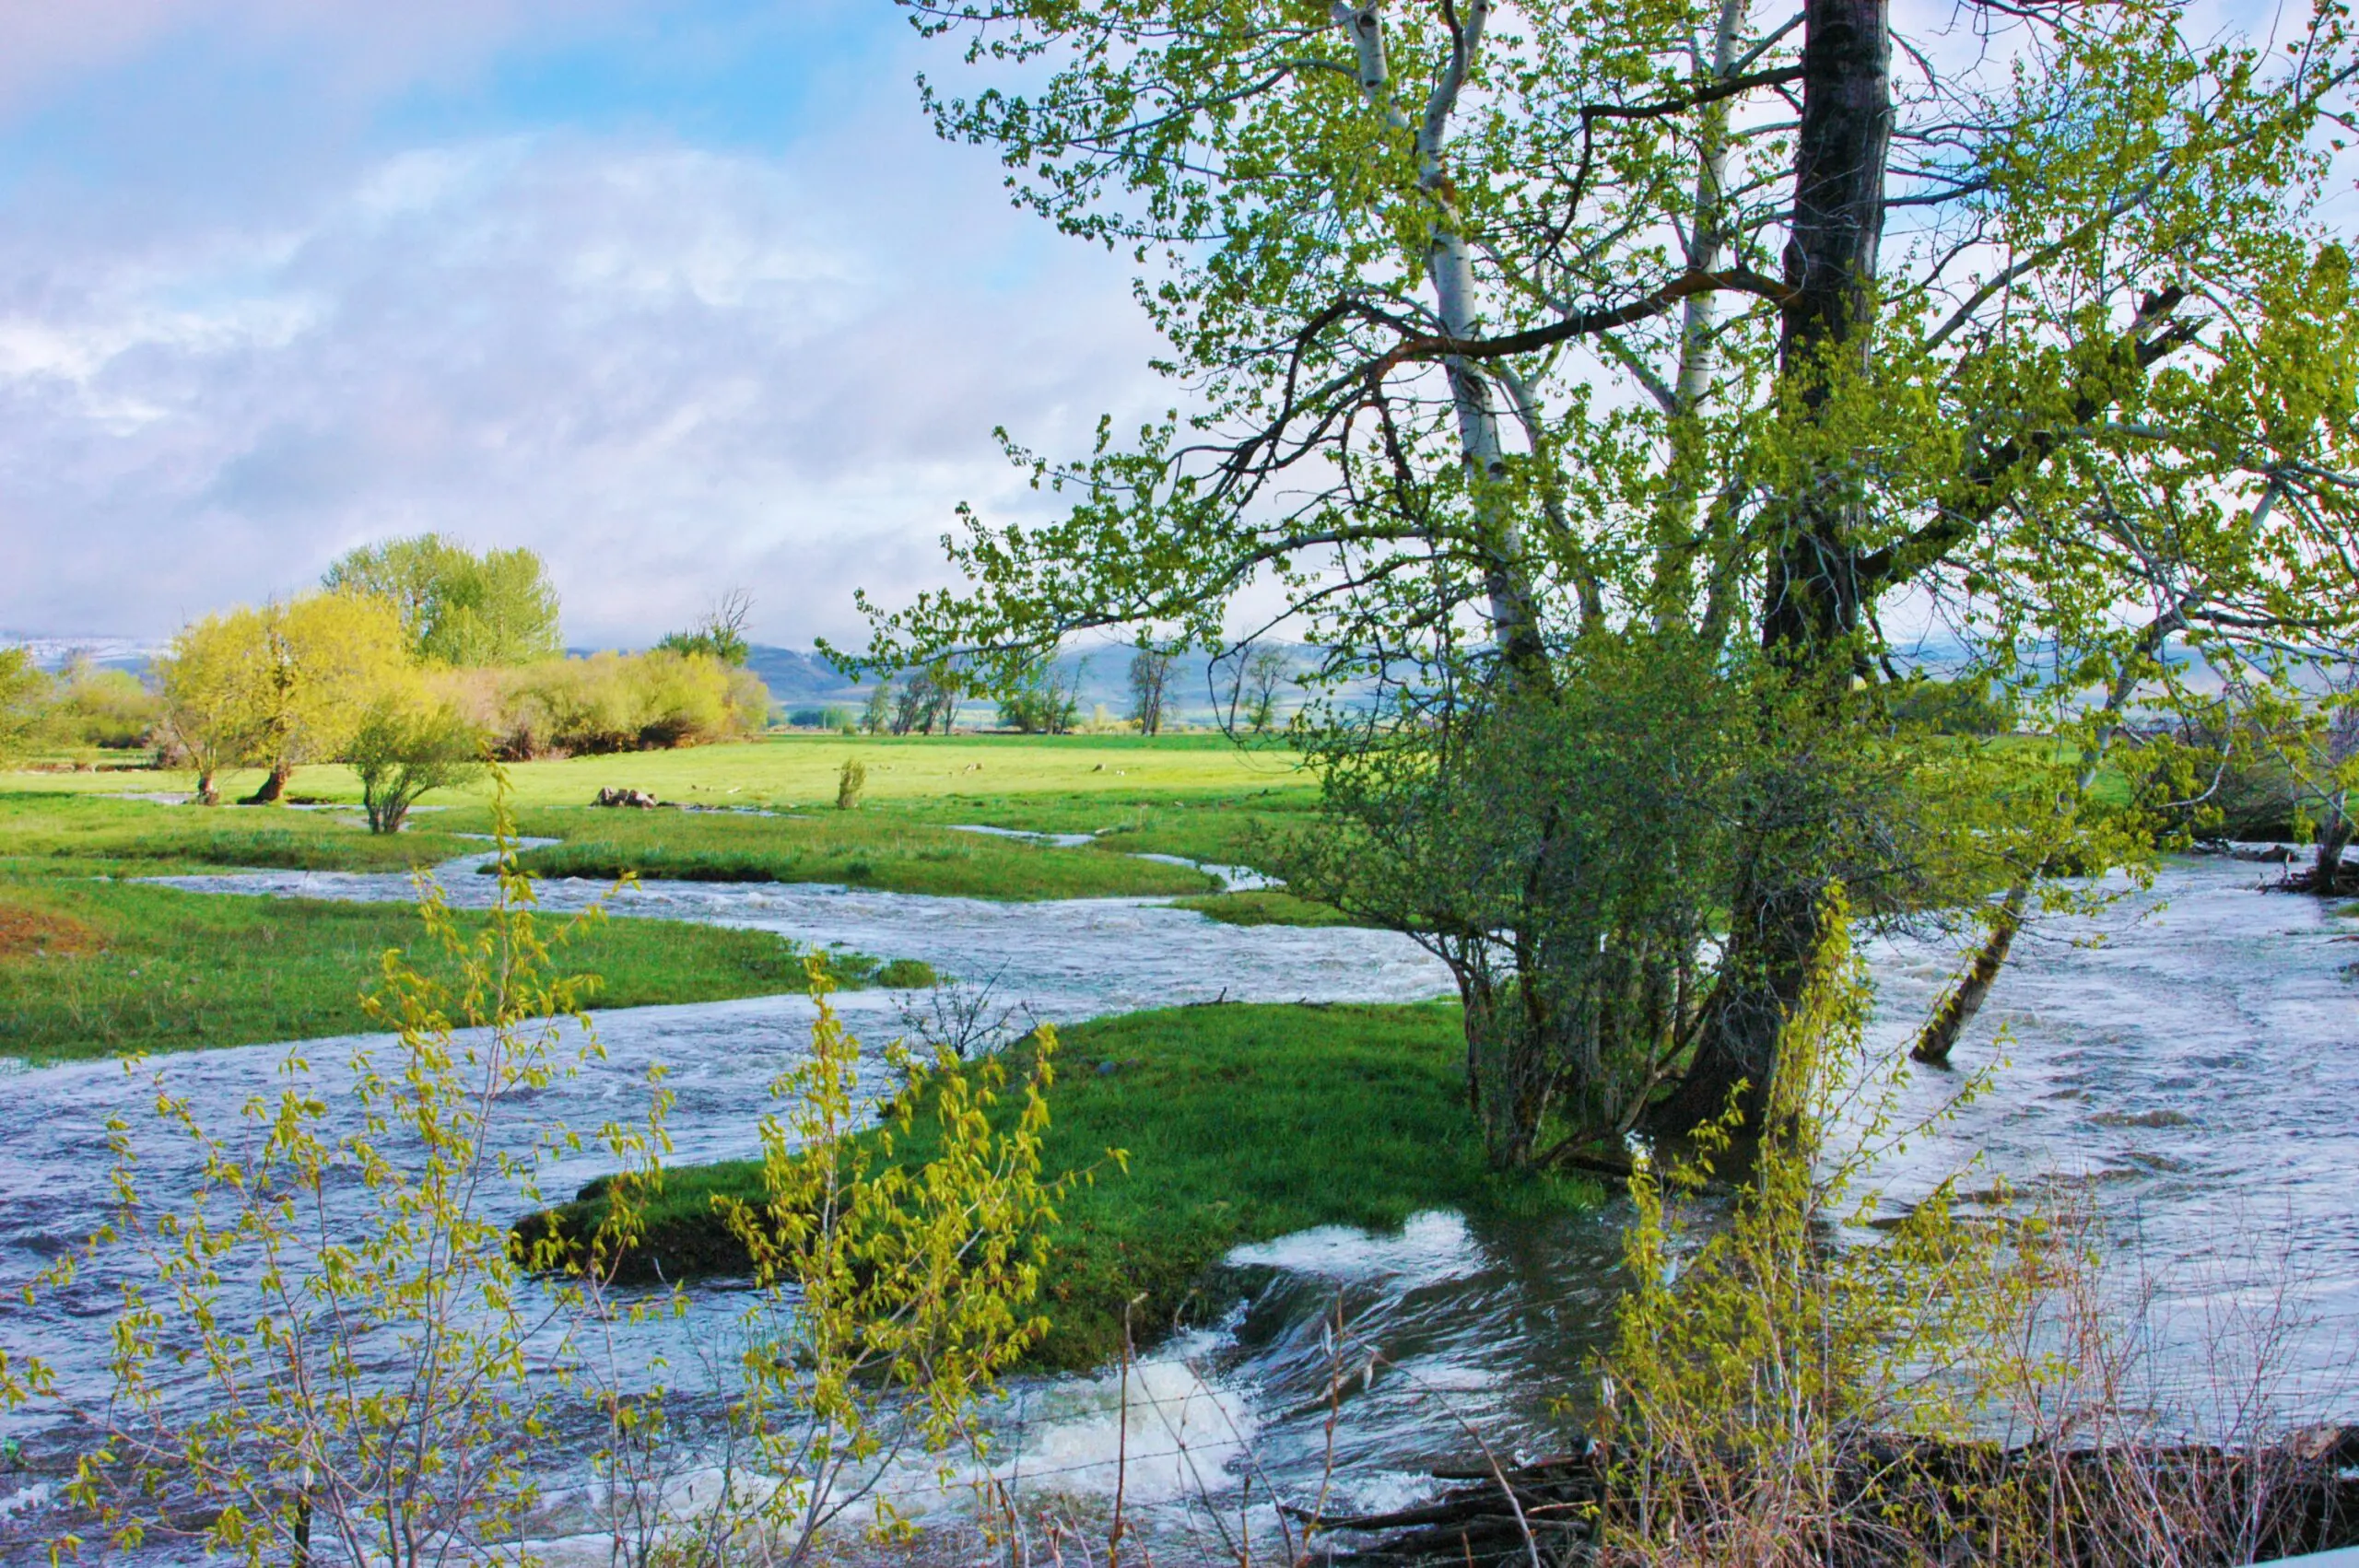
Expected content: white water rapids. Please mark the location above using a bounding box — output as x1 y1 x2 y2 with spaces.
0 849 2353 1561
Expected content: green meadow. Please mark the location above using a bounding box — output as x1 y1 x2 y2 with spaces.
0 734 1350 1061
4 733 1467 1369
0 879 928 1065
8 730 1306 810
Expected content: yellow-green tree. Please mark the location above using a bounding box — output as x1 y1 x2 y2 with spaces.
158 611 271 805
242 592 412 802
860 0 2359 1148
323 534 563 667
158 595 411 804
0 646 46 761
346 694 486 834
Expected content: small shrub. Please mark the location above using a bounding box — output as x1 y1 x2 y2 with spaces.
347 698 487 834
705 958 1064 1556
0 647 44 761
1592 890 2350 1567
835 756 866 810
1598 901 2029 1562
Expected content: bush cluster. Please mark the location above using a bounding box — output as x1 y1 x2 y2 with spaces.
440 649 769 759
4 657 165 754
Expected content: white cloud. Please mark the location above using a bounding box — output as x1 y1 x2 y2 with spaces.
0 103 1163 648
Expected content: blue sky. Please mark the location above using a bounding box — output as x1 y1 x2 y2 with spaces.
0 1 1158 649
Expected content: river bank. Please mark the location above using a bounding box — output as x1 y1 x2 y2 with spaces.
519 1000 1600 1371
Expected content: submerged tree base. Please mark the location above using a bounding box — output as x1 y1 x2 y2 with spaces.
515 1000 1601 1371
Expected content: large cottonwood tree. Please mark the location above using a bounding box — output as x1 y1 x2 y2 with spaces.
324 535 564 669
860 0 2359 1142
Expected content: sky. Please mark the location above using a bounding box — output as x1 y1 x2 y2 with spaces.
0 0 1162 651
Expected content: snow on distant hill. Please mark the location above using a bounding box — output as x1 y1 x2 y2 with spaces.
0 634 166 673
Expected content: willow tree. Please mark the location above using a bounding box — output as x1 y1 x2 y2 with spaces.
856 0 2359 1148
161 593 413 804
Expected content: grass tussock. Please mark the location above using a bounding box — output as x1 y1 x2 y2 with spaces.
1170 888 1361 927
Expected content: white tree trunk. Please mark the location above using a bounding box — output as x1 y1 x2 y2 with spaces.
1336 1 1543 668
1652 0 1752 621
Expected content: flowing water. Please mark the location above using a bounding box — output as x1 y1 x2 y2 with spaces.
0 849 2353 1560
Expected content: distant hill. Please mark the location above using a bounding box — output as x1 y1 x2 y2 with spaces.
1 635 165 676
741 645 870 706
0 627 1333 727
740 640 1328 729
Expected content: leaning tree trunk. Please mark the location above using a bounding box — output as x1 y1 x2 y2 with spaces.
1656 0 1892 1140
1912 880 2028 1065
2313 806 2353 895
244 759 293 804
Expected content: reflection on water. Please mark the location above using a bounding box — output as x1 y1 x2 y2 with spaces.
2 854 2353 1559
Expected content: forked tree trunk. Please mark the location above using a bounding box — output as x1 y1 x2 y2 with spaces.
1657 0 1892 1140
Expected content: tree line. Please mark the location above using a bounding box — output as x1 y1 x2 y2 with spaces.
0 536 775 829
840 642 1297 737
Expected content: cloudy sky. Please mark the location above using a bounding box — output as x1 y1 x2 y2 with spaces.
0 0 1161 650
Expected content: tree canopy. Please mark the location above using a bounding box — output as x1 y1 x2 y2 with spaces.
0 648 44 762
160 593 412 804
866 0 2355 689
854 0 2359 1153
323 535 563 667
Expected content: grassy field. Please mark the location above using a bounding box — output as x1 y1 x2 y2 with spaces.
0 784 1295 898
0 736 1342 1059
4 731 1307 810
0 790 479 877
3 735 1322 887
0 880 929 1064
504 806 1223 900
521 1000 1592 1371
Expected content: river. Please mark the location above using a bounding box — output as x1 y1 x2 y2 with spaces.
0 850 2352 1561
